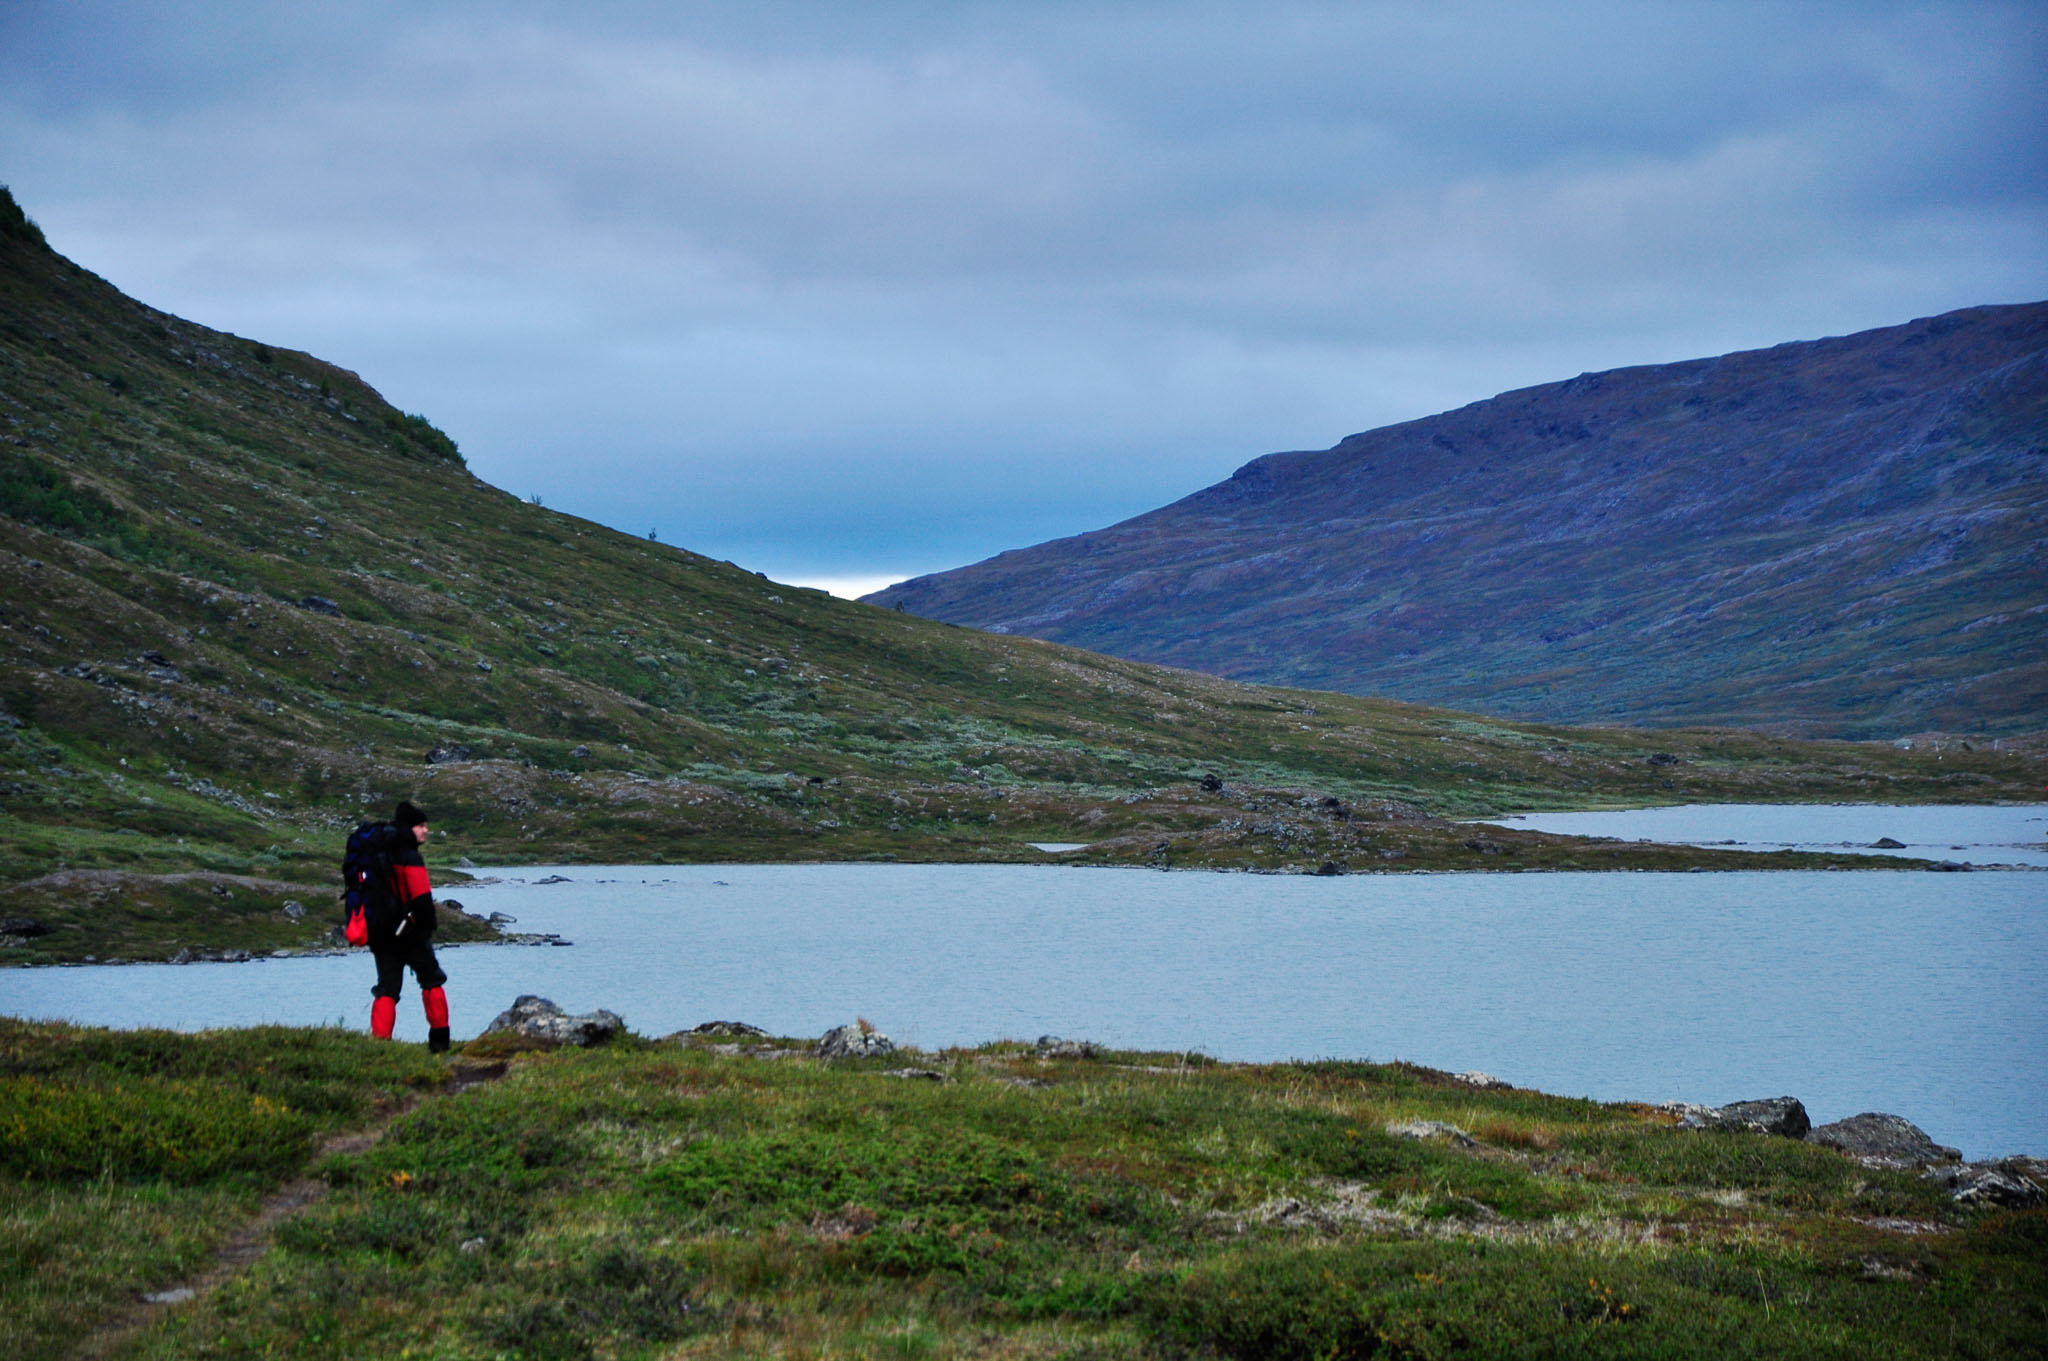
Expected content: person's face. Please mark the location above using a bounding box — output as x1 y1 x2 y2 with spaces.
413 823 430 845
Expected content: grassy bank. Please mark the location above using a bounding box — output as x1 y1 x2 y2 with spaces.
4 1018 2042 1359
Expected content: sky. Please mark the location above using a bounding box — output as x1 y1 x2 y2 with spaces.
3 2 2044 596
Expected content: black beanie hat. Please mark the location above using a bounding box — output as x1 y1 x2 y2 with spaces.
394 800 428 829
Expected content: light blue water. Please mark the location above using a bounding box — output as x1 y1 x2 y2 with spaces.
4 861 2042 1158
1475 803 2048 867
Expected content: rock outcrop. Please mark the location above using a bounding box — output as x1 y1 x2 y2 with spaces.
1806 1112 1960 1167
480 995 624 1047
817 1022 897 1060
1677 1097 1811 1138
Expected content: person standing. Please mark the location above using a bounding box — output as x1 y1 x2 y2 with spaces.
369 800 451 1053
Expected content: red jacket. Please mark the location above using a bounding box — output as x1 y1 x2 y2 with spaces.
386 834 437 938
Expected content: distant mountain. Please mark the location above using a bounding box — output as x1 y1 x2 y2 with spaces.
872 305 2048 737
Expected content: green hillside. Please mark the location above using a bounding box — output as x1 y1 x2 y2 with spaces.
2 186 2041 959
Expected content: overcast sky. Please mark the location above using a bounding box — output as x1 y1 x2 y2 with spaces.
4 2 2044 594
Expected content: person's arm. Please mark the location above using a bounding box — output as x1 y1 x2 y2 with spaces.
389 840 435 933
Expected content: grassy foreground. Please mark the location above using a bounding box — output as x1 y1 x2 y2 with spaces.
4 1019 2042 1359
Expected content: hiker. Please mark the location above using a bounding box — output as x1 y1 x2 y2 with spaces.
369 800 451 1053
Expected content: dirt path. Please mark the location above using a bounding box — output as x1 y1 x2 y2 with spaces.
69 1060 507 1361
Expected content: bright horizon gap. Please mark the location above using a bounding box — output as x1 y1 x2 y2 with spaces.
776 572 914 601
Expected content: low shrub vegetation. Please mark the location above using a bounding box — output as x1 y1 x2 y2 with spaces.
2 1020 2041 1358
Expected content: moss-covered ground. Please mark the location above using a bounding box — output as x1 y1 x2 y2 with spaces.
3 1019 2041 1360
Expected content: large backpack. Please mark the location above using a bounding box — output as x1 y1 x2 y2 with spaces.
340 821 399 946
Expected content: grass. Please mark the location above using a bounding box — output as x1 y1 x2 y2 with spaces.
3 1020 2041 1359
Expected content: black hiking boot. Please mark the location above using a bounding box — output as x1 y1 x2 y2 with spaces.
428 1027 450 1054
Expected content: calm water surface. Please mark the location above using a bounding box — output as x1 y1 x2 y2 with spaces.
5 860 2042 1158
1476 803 2048 867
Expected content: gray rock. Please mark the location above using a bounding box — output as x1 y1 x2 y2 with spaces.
690 1020 769 1037
881 1067 949 1081
486 911 517 924
1807 1113 1960 1167
1922 1160 2046 1208
1870 837 1907 849
1678 1096 1810 1138
569 745 591 758
817 1022 897 1060
1386 1120 1478 1148
0 917 51 938
425 744 471 765
481 994 624 1047
281 900 305 919
1035 1035 1102 1059
456 856 478 868
143 1287 197 1305
1452 1071 1511 1090
299 596 341 616
533 874 572 885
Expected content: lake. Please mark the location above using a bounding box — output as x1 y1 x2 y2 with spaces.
5 854 2042 1159
1474 802 2048 867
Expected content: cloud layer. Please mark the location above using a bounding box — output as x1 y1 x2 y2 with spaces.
4 1 2043 585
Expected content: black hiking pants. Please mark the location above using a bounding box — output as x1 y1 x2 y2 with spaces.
370 931 446 1000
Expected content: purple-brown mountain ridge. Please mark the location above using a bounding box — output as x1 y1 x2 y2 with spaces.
872 304 2048 738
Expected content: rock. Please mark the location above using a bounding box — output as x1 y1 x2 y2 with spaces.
569 745 591 759
533 874 572 885
1452 1071 1510 1090
1922 1160 2046 1208
481 995 625 1047
1928 861 1973 872
1807 1112 1960 1167
1199 773 1224 792
1678 1097 1810 1138
1313 861 1344 876
882 1067 949 1081
690 1020 769 1037
1035 1035 1103 1059
1870 837 1907 849
456 856 477 868
1647 752 1682 766
817 1022 897 1060
299 595 341 616
281 900 305 919
0 917 51 938
1463 838 1505 855
459 1236 488 1254
425 744 471 764
486 911 517 924
1386 1120 1478 1148
143 1287 197 1305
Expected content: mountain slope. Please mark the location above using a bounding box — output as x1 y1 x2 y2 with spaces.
873 306 2048 737
2 187 2039 952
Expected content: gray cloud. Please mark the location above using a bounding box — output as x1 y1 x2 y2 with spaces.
3 0 2043 584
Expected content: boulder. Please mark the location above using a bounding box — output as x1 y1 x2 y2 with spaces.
0 917 51 938
817 1022 897 1060
425 744 472 765
1679 1097 1810 1138
1870 837 1907 849
299 595 341 616
1922 1160 2046 1208
481 995 624 1048
690 1020 769 1037
1452 1071 1511 1090
1035 1035 1103 1059
1807 1113 1960 1167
